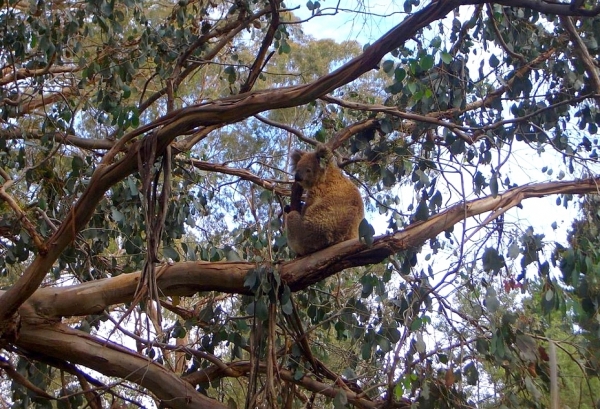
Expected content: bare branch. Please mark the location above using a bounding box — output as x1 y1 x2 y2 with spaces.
16 322 227 409
187 158 289 195
0 129 115 150
560 15 600 101
240 0 280 93
0 356 54 400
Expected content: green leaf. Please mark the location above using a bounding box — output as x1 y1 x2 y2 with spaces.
484 287 500 313
72 155 85 174
524 376 542 400
441 51 453 64
381 59 395 74
464 362 479 385
429 36 442 48
515 334 537 362
244 268 258 290
361 342 371 360
394 382 404 398
111 207 124 222
281 285 293 314
414 333 426 353
420 54 434 71
254 299 269 322
410 316 423 331
359 218 375 246
162 246 180 262
380 118 393 133
394 67 406 82
482 247 504 274
475 338 489 354
414 200 429 222
507 240 520 259
489 54 500 68
280 39 291 54
333 390 348 408
127 177 139 196
490 172 498 198
541 289 555 314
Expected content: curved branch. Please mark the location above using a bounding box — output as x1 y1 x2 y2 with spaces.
329 118 381 149
0 129 115 150
20 177 600 320
0 65 79 86
188 158 290 195
240 0 280 93
560 15 600 100
15 322 227 409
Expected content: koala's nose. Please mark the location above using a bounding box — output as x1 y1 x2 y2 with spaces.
294 173 303 182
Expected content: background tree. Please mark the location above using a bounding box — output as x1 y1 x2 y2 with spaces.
1 0 600 408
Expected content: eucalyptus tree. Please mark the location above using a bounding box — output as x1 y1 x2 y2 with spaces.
1 0 600 407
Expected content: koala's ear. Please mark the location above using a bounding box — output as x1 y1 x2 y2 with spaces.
290 149 304 170
315 144 333 169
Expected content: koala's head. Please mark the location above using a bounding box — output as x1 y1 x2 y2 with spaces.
290 144 333 189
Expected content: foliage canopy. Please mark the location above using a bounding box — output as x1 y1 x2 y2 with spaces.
1 0 600 407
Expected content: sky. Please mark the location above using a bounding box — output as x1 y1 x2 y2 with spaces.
287 0 407 44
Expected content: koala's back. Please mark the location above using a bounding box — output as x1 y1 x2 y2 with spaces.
286 146 364 256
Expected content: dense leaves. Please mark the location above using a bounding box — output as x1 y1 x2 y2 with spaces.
1 0 600 408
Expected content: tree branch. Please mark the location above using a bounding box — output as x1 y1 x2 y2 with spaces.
19 177 600 320
187 158 289 195
15 322 227 409
559 15 600 101
240 0 280 93
0 129 115 150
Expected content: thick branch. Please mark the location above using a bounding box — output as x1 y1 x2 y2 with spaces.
20 177 600 320
282 176 600 289
24 262 252 318
15 322 227 409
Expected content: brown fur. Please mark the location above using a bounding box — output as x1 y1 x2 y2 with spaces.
285 144 364 256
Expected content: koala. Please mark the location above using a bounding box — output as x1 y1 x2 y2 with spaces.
285 144 364 256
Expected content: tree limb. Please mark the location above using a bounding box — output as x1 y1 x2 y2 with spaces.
16 322 227 409
18 177 600 320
